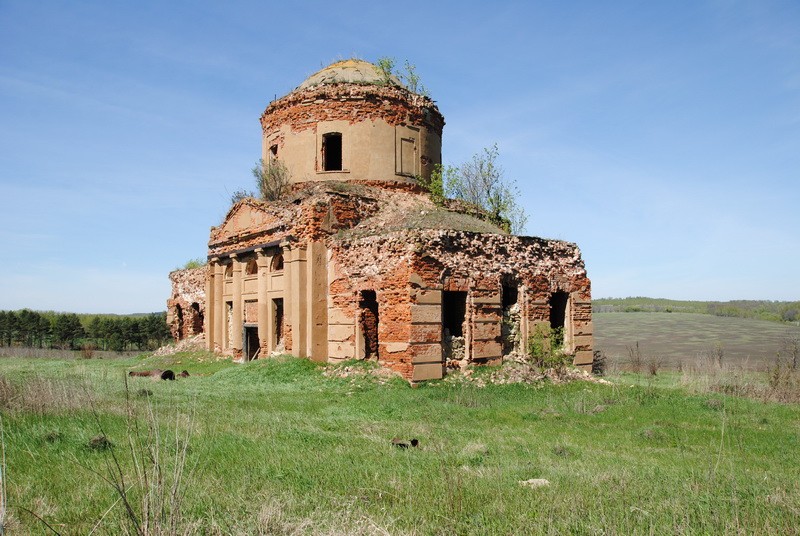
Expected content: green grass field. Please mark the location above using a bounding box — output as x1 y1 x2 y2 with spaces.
1 352 799 534
595 312 800 369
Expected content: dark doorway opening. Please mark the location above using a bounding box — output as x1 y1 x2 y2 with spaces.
549 291 569 349
273 298 284 349
322 132 342 171
359 290 379 359
244 325 260 361
442 291 467 337
190 302 203 335
501 284 520 355
502 284 518 309
442 291 467 364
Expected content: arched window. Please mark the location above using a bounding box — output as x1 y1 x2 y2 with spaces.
245 259 258 276
224 264 233 279
271 254 284 272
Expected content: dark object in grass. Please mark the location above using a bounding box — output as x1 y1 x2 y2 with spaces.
128 369 178 381
391 437 419 449
179 370 190 378
43 430 62 443
129 369 160 377
88 434 112 451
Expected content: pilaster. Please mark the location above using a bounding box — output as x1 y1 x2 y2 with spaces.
231 254 243 355
212 261 224 352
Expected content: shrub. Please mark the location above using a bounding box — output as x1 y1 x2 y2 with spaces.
79 342 96 359
253 158 291 201
178 258 206 270
591 350 607 376
526 324 572 371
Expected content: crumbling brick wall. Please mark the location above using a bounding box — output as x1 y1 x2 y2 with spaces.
261 84 444 138
167 266 208 341
328 227 592 378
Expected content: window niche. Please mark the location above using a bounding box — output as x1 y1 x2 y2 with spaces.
271 253 284 272
245 259 258 276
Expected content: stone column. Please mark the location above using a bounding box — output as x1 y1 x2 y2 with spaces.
231 254 243 357
287 244 307 357
256 249 270 354
213 260 224 352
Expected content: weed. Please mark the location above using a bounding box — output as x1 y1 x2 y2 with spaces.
706 343 725 369
646 356 663 376
627 342 643 373
552 443 573 458
90 381 195 535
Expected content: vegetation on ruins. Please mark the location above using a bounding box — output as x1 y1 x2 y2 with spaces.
418 145 529 234
374 57 429 96
0 310 170 352
178 258 206 270
252 157 291 202
526 324 571 371
2 352 799 533
229 188 254 205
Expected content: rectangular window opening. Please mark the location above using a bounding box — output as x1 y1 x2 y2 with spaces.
322 132 342 171
359 290 379 359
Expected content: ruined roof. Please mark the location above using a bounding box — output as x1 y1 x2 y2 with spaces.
296 59 403 91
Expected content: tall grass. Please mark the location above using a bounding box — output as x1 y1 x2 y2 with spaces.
87 380 194 535
1 353 799 534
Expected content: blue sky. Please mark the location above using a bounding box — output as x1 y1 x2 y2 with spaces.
1 1 798 313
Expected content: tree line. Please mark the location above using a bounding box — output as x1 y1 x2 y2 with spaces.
0 310 171 351
592 297 800 324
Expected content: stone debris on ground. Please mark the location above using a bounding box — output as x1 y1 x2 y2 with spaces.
322 363 402 385
321 357 610 388
152 334 206 357
442 358 612 388
519 479 551 489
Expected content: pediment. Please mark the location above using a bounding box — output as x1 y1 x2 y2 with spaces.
214 199 278 241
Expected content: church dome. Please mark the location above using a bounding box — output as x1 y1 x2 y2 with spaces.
296 59 404 91
260 58 443 186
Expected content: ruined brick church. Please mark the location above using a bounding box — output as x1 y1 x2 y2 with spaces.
167 59 593 381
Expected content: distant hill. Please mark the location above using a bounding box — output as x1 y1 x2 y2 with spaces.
593 297 799 324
